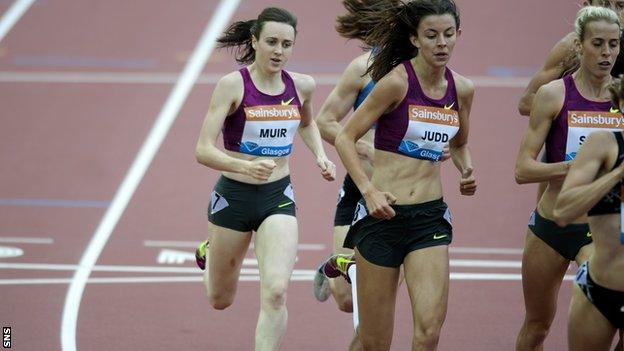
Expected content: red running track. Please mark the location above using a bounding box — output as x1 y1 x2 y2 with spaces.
0 0 589 350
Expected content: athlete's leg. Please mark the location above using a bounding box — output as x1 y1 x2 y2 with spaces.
203 222 252 310
354 247 400 351
253 214 298 351
403 245 449 351
568 285 617 351
330 224 355 312
516 229 570 351
347 264 363 351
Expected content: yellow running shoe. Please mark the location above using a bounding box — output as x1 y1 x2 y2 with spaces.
195 240 209 270
322 254 355 283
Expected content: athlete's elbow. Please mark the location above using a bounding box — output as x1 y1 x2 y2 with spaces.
517 101 530 117
195 146 211 166
552 207 571 227
514 166 529 184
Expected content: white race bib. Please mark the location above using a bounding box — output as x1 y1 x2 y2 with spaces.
240 104 301 157
398 105 459 161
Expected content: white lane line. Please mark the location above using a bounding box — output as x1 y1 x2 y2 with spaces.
451 273 575 281
0 273 576 286
450 247 523 255
0 236 54 244
0 71 531 88
144 240 327 251
0 0 35 43
0 262 316 275
450 259 522 268
0 261 529 273
60 1 241 351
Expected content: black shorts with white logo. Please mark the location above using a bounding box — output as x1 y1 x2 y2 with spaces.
334 174 363 226
575 261 624 329
207 175 296 232
343 198 452 268
527 210 591 261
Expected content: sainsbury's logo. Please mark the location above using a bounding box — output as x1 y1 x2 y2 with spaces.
245 105 301 120
568 111 623 128
409 105 459 126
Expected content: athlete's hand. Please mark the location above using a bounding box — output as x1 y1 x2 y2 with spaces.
355 140 375 164
245 159 276 181
440 144 451 162
460 167 477 196
363 188 397 219
317 156 336 181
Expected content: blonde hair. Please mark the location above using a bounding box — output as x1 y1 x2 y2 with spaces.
575 6 620 41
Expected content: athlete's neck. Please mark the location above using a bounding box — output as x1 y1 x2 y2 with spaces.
573 67 612 100
247 63 284 94
411 56 446 88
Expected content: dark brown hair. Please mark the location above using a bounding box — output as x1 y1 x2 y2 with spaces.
365 0 460 82
217 7 297 65
335 0 401 47
609 75 624 108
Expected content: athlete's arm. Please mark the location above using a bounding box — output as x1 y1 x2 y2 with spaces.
554 131 623 226
336 68 405 219
316 54 375 161
294 73 336 181
195 72 275 179
450 74 476 196
316 55 367 145
515 81 569 184
518 33 575 116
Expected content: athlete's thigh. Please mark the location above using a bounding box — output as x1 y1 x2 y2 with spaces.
403 245 450 328
205 222 252 294
354 248 400 345
521 229 569 320
574 242 594 266
568 285 617 351
254 214 298 287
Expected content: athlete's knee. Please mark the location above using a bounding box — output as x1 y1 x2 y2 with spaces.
334 291 354 313
360 335 391 351
520 319 552 346
208 292 234 310
261 283 288 309
412 323 443 349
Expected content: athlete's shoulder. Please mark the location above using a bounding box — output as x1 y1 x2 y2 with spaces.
349 52 372 75
213 70 244 100
217 70 244 89
287 71 316 95
538 78 566 98
450 70 474 97
375 63 408 93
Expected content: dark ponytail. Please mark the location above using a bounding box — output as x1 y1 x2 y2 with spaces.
217 7 298 65
609 74 624 109
366 0 460 82
335 0 401 47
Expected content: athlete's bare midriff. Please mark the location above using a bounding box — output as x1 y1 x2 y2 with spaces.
588 214 624 291
371 149 441 205
538 179 587 224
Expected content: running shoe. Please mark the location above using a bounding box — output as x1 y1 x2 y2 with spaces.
322 253 355 283
313 261 331 302
195 240 209 270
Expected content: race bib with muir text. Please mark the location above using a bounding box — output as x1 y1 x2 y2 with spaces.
240 104 301 157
